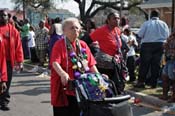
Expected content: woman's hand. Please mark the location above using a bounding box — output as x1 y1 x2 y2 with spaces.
101 74 109 80
60 72 70 86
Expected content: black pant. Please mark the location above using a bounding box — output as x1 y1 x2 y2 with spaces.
138 42 163 86
127 55 136 81
29 47 39 63
53 96 80 116
22 36 29 59
0 61 12 106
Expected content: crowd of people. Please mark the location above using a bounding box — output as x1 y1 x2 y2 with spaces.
0 8 174 116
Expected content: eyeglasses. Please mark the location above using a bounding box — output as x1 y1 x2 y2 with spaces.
69 26 80 30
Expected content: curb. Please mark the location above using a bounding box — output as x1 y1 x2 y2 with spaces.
126 90 170 107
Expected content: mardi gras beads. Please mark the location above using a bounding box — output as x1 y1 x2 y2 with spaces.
70 52 77 63
81 48 87 59
74 71 81 79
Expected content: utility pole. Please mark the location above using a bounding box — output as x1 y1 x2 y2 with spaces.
23 0 26 20
120 0 123 17
172 0 175 32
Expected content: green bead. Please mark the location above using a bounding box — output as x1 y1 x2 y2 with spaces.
83 54 87 59
71 58 77 63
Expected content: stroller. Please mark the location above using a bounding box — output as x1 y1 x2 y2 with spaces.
74 73 133 116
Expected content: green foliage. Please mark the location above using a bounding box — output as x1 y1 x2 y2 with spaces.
11 0 53 10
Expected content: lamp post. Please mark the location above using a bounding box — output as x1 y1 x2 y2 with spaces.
23 0 26 20
120 0 123 17
172 0 175 32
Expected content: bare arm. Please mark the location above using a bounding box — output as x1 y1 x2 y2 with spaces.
52 62 69 86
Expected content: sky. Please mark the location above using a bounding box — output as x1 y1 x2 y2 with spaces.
0 0 80 16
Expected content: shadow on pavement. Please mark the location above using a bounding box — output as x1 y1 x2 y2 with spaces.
11 86 50 96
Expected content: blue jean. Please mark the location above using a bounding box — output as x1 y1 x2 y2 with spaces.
162 60 175 80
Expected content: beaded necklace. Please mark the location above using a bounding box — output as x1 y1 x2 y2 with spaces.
65 38 90 79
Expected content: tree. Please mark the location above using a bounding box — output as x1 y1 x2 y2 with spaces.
12 0 52 10
73 0 145 22
12 0 54 19
12 0 147 22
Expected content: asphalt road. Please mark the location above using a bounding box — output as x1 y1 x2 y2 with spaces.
0 72 174 116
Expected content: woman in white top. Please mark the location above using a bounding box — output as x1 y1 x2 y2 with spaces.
28 26 38 62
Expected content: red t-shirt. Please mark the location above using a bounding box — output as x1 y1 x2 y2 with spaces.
0 25 11 61
90 25 122 56
50 38 96 106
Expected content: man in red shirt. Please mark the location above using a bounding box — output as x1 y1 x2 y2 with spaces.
0 10 23 111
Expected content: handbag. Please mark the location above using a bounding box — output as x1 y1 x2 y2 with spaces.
74 73 116 101
95 51 114 69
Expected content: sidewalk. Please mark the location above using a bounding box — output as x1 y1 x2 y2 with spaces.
22 63 172 109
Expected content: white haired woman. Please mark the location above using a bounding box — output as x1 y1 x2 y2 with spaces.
50 17 99 116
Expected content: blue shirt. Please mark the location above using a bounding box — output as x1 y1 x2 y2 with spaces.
138 17 169 44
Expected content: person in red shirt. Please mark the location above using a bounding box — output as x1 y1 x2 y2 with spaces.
0 10 23 111
50 17 99 116
0 36 7 95
90 12 122 76
83 12 128 94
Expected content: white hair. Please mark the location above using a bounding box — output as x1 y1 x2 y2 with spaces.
62 17 81 30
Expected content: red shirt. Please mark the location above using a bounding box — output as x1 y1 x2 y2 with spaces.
0 37 7 82
90 25 122 56
50 38 96 107
0 24 24 68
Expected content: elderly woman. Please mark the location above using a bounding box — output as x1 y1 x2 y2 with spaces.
50 18 99 116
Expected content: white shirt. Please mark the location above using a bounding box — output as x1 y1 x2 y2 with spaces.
28 31 36 47
127 34 138 57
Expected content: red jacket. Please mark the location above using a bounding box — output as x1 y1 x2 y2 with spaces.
0 37 7 82
1 24 24 68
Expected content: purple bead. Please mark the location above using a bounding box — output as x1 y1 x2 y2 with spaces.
70 52 76 57
85 67 90 72
74 71 81 78
81 48 86 53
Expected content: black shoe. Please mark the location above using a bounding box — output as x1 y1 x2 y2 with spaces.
0 105 10 111
134 83 145 88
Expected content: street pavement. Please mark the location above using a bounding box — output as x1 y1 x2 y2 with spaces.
0 72 52 116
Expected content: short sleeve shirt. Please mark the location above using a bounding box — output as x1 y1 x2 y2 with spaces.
90 25 122 56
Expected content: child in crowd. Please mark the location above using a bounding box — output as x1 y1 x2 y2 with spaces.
161 31 175 102
122 29 138 82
